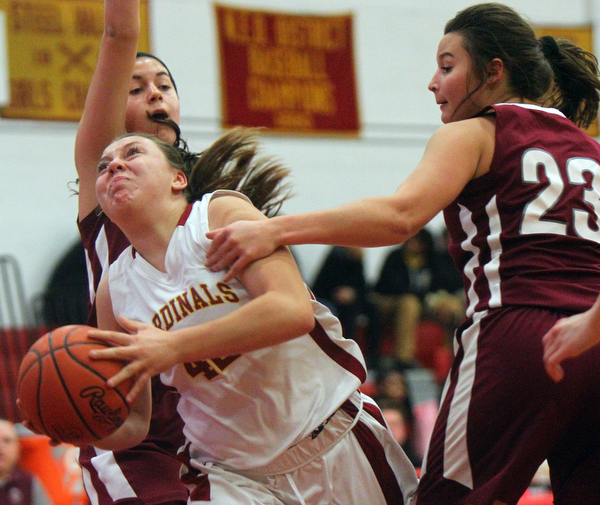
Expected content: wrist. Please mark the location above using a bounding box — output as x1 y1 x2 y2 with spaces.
271 213 297 248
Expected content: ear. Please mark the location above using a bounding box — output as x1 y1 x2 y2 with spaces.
486 58 505 84
172 170 188 191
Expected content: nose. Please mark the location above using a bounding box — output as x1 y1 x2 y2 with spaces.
108 159 125 174
148 83 163 103
428 76 438 92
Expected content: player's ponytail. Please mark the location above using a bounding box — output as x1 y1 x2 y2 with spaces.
540 36 600 129
184 127 292 217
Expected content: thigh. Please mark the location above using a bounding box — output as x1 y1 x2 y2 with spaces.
79 446 188 505
551 445 600 505
548 343 600 505
418 308 564 505
278 395 418 505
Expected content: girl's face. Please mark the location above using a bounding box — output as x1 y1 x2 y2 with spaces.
428 32 486 123
96 136 184 218
125 57 181 144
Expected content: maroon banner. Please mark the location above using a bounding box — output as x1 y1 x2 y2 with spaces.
216 4 359 135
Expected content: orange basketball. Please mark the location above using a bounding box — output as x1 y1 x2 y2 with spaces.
17 325 133 446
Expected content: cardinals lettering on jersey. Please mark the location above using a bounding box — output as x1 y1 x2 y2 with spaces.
151 282 241 330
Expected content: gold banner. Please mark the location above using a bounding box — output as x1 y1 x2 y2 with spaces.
534 25 597 137
0 0 149 121
216 4 359 135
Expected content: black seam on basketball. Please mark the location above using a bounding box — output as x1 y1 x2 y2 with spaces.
30 349 48 437
17 348 41 389
49 327 103 440
64 333 131 412
16 348 44 435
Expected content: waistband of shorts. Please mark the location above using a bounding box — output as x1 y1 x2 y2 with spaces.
240 390 363 476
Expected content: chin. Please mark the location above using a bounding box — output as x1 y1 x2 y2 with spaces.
440 113 453 124
157 130 177 145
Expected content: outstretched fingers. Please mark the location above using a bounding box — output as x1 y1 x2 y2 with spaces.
107 363 151 404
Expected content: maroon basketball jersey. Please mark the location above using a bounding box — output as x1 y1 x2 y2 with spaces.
444 103 600 316
77 211 187 505
78 211 131 327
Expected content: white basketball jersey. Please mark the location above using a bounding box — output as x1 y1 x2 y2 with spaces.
108 191 367 470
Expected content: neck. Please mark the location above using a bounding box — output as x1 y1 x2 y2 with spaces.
112 198 188 272
501 95 536 105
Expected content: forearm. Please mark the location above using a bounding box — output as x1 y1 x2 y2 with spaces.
270 195 424 248
75 0 140 218
92 378 151 451
172 291 314 363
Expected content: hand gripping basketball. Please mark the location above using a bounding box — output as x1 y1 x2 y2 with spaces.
17 325 133 446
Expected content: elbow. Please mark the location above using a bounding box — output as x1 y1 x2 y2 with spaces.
92 418 148 451
299 317 316 337
390 217 425 245
281 296 315 338
104 14 140 42
105 26 140 43
127 430 147 449
295 303 316 336
94 431 145 452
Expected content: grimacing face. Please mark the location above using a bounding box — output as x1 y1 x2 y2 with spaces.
95 136 185 219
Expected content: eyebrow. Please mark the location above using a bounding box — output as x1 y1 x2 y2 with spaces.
132 71 171 82
98 141 141 166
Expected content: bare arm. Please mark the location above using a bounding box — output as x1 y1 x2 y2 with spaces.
88 196 315 402
75 0 140 220
206 117 494 281
543 294 600 382
91 273 152 450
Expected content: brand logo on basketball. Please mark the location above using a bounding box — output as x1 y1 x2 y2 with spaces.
81 386 126 429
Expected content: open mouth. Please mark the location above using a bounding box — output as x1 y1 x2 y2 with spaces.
145 113 181 143
149 111 169 122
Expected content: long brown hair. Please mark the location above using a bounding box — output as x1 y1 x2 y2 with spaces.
445 2 600 127
122 128 293 216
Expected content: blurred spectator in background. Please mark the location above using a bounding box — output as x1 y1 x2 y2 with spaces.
0 420 54 505
415 290 464 384
372 229 439 365
312 246 383 371
378 398 422 468
374 359 440 465
374 361 414 420
41 240 88 329
372 227 465 369
432 227 464 297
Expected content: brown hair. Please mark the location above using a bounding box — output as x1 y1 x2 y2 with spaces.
121 128 292 216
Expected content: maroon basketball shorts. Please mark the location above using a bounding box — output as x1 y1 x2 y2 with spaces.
417 306 600 505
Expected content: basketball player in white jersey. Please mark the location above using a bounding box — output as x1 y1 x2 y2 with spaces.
86 130 419 505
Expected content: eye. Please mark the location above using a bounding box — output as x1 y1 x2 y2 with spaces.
129 87 143 95
97 162 109 174
159 84 172 91
127 146 141 157
441 66 452 74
